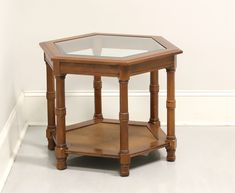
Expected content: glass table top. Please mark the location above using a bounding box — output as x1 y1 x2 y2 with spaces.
55 35 165 58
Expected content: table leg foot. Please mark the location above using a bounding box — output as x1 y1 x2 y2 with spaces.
120 164 130 177
55 146 67 170
166 149 176 162
119 153 130 177
46 127 55 150
166 137 176 162
56 159 67 170
48 140 55 151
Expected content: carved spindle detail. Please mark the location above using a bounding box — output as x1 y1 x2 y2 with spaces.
166 67 176 161
119 79 130 176
55 75 67 169
149 70 160 127
46 63 56 150
93 76 103 121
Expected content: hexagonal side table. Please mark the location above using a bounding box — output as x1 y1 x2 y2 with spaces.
39 33 182 176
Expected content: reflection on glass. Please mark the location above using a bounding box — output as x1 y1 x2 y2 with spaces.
55 35 165 58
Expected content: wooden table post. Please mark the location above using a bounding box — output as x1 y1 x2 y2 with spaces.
55 74 67 170
93 76 103 121
166 66 177 161
149 70 160 127
119 76 130 177
46 62 56 150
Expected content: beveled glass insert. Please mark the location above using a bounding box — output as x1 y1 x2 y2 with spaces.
55 35 165 58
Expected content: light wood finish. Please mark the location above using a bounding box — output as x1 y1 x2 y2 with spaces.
119 79 130 176
66 120 96 131
39 33 182 77
166 66 177 161
102 118 147 126
66 120 167 157
46 62 56 150
40 33 182 176
93 76 103 121
149 70 160 126
55 74 68 170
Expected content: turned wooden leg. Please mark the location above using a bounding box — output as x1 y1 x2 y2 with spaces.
119 79 130 177
55 75 67 170
149 70 160 127
93 76 103 121
166 67 177 161
46 63 56 150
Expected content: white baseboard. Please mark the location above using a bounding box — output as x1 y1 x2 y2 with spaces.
0 93 28 193
24 90 235 126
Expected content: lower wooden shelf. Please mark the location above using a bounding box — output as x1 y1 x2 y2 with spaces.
64 119 168 158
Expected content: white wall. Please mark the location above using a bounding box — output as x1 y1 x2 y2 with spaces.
0 1 27 189
1 0 235 127
0 0 235 128
11 0 235 92
0 0 21 131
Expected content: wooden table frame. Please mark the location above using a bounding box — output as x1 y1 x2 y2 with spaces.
40 33 182 176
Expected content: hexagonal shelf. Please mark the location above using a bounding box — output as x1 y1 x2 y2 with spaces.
65 119 168 158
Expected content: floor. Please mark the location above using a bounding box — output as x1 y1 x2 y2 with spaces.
2 126 235 193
